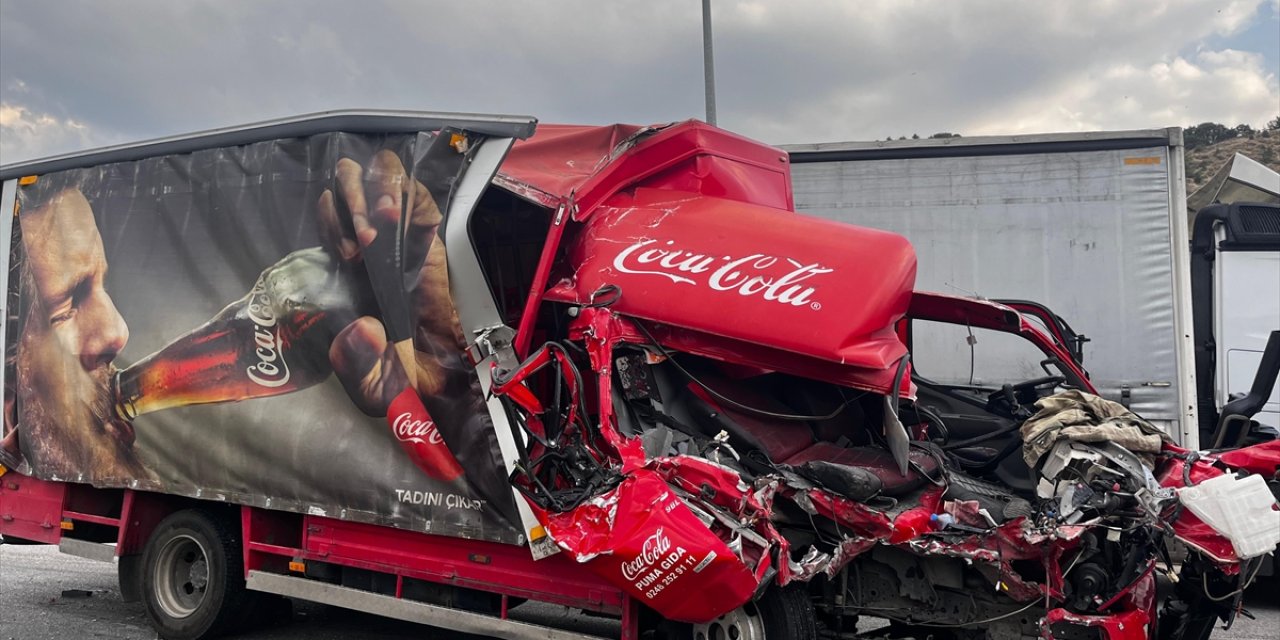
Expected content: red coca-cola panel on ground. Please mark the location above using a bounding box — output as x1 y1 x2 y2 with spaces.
541 470 759 622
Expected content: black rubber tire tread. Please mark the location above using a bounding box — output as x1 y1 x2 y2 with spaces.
141 509 254 640
757 584 818 639
648 584 818 639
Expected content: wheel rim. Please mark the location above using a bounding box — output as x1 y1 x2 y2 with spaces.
691 602 767 640
153 534 211 619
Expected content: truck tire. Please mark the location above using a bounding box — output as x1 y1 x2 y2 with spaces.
652 585 818 640
141 509 252 639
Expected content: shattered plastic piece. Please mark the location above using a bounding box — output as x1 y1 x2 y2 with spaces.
791 546 833 582
1039 441 1103 490
1059 483 1094 523
1156 453 1241 564
1177 473 1280 559
882 394 911 476
939 500 992 531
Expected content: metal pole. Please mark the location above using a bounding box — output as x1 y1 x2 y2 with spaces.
702 0 717 125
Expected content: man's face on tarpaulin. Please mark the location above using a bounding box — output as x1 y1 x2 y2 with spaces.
16 187 145 480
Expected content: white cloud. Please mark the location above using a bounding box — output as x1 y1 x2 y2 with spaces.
711 0 1279 142
0 0 1276 161
0 102 113 164
1207 0 1265 34
964 48 1278 136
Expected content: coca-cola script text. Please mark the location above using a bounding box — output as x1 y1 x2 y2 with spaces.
612 239 832 308
245 282 292 388
621 527 673 582
393 412 446 446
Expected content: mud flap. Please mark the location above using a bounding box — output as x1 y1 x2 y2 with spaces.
541 469 759 623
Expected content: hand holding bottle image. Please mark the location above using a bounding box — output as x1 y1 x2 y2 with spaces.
315 147 474 482
316 149 463 416
109 146 475 484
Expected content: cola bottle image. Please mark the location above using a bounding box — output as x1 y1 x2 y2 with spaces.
112 246 467 483
113 247 377 420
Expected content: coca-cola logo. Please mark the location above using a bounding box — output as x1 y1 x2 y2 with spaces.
392 412 445 446
612 239 833 309
620 527 672 581
245 282 291 388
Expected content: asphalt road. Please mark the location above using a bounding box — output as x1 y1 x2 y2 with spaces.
2 543 1278 639
0 545 617 640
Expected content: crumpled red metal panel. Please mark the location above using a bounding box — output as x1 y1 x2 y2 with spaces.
1043 606 1152 640
494 124 645 207
1156 453 1239 565
796 486 896 539
1042 569 1156 640
903 517 1072 603
540 468 760 623
649 456 781 583
1216 438 1280 477
493 121 794 215
909 292 1095 395
545 188 916 388
588 319 914 397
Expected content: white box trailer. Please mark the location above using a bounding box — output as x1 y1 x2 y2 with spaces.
784 129 1201 447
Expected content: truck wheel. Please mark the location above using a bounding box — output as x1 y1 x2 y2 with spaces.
141 509 251 640
655 585 818 640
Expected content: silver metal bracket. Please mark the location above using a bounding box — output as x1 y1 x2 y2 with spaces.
467 324 518 369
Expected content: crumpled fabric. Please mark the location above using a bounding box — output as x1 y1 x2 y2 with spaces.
1021 390 1171 468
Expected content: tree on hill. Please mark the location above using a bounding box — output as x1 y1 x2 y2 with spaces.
1183 119 1279 149
1184 122 1235 149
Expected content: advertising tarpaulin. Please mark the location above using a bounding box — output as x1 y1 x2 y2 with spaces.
3 131 519 543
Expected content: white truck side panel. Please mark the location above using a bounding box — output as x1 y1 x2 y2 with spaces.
1218 248 1280 425
789 135 1197 444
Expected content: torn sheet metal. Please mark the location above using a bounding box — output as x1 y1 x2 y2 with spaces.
539 468 760 623
491 301 1272 637
1216 438 1280 476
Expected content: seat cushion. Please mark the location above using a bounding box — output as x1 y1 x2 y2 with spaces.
681 384 814 463
784 442 940 496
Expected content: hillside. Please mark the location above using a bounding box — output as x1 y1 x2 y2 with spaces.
1185 132 1280 194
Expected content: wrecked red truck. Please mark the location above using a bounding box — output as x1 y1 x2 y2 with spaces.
1 111 1277 640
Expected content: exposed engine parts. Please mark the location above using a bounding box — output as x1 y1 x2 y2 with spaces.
491 307 1279 640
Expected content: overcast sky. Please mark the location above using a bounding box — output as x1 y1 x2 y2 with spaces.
1 0 1277 164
